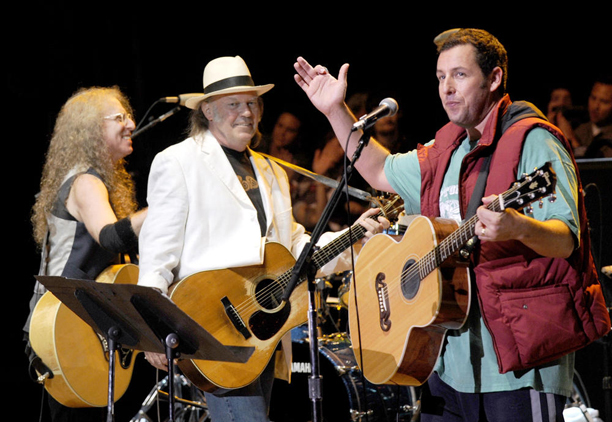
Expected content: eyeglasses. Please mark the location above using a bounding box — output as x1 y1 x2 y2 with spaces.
103 112 133 124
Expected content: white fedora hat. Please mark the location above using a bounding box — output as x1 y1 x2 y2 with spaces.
184 56 274 109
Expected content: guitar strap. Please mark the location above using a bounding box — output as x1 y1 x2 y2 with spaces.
460 99 545 257
459 154 491 259
464 98 546 221
465 154 492 219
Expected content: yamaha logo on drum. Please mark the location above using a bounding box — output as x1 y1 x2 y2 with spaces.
291 361 312 373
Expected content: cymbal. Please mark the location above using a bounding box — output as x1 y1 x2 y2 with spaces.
259 152 373 202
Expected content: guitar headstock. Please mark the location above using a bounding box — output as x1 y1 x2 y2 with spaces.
498 162 557 212
371 194 405 223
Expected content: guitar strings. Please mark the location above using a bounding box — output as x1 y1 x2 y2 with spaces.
230 225 366 315
378 177 546 302
226 200 399 318
390 188 512 294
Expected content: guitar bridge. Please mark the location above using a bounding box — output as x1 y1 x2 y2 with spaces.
376 272 392 332
222 296 252 340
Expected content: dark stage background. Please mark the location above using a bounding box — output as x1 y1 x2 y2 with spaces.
8 4 612 421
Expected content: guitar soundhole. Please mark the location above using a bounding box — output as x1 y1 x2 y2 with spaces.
250 278 291 340
254 278 284 311
401 259 420 300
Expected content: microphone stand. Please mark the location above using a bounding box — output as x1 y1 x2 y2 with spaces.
282 128 372 422
132 106 182 138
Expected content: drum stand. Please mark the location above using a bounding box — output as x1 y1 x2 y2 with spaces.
34 275 253 422
283 129 373 422
131 370 209 422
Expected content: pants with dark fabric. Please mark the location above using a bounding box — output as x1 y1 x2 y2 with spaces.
47 394 107 422
420 372 566 422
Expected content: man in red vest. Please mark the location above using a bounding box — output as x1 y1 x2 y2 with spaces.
294 28 610 422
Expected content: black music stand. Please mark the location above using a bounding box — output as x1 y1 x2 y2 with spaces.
35 275 254 422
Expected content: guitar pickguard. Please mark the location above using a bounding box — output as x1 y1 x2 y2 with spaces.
249 302 291 340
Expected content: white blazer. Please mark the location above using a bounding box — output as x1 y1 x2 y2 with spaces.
138 131 312 292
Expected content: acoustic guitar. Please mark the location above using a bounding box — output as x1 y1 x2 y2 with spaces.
169 196 404 392
29 264 140 407
348 163 557 386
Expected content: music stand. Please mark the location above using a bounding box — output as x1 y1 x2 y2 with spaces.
35 275 254 422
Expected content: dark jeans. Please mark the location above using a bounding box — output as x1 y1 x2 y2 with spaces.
420 372 566 422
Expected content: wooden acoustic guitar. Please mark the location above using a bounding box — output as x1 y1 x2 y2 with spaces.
169 196 404 392
29 264 140 407
347 163 557 386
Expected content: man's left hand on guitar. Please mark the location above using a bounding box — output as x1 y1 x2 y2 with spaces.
476 194 574 259
357 207 390 242
476 195 522 242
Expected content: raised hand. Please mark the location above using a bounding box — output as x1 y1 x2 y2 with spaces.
293 56 350 117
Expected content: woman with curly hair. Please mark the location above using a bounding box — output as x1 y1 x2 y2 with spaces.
25 86 147 421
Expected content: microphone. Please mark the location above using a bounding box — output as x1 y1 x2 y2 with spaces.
352 98 399 132
160 93 203 106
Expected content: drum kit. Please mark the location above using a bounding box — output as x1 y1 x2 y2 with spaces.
268 267 421 422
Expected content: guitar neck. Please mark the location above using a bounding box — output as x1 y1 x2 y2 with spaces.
274 209 385 292
311 221 368 269
419 195 508 276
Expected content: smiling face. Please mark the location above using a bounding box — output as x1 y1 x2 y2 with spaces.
436 44 503 139
102 97 135 162
202 92 263 151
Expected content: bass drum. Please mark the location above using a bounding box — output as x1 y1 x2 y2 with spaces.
270 332 420 422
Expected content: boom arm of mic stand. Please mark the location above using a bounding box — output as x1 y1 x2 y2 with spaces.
346 129 372 175
132 106 182 138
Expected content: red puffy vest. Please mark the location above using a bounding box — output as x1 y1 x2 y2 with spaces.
418 95 610 373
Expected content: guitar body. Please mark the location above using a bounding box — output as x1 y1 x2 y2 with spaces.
348 216 471 386
170 242 306 391
29 264 139 407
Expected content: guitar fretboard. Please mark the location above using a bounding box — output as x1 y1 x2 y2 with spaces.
416 165 553 280
278 197 401 290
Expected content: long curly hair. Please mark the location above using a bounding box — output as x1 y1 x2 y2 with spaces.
31 86 138 248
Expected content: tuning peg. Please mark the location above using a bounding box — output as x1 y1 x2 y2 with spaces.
548 194 557 203
526 205 534 213
538 199 544 209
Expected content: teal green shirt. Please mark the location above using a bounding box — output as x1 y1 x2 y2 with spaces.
384 127 578 396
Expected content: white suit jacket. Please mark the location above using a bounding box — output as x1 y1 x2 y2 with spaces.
138 131 316 292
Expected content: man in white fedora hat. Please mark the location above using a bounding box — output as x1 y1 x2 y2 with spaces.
137 56 389 421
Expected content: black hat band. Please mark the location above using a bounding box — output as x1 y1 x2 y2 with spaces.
204 75 255 95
